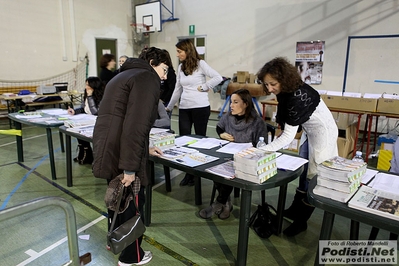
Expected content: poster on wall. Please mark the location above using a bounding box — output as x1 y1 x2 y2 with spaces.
295 41 325 85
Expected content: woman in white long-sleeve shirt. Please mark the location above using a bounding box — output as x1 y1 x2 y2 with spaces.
166 39 222 186
257 57 338 236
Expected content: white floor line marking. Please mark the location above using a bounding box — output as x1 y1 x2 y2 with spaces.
0 133 47 147
17 216 106 266
152 169 182 190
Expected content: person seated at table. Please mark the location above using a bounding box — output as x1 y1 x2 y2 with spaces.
256 57 338 236
67 76 104 164
199 89 267 220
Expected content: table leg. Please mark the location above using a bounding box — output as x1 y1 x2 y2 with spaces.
252 97 262 118
145 160 155 226
218 96 231 118
350 219 359 240
194 176 202 205
352 114 362 157
373 115 379 152
262 102 266 120
276 184 288 235
365 114 373 163
163 165 171 192
65 134 73 187
46 128 57 180
15 121 24 162
314 211 335 266
59 131 65 153
6 100 12 128
236 189 252 266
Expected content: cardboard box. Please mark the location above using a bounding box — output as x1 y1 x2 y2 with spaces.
236 71 249 83
337 137 354 159
332 112 357 130
226 83 265 97
249 74 256 83
377 98 399 114
337 123 356 159
321 95 378 112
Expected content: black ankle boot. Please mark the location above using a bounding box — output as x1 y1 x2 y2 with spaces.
73 144 83 162
79 146 93 165
180 174 194 186
283 198 315 237
283 189 306 220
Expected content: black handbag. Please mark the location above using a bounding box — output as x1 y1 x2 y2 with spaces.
107 184 146 254
248 202 278 239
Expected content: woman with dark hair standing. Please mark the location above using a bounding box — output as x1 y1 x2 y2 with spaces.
67 76 104 164
257 57 338 236
166 39 222 186
99 53 117 85
199 89 267 219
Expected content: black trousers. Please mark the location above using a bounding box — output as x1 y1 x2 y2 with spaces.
77 138 91 147
215 182 233 204
178 106 210 136
107 185 146 264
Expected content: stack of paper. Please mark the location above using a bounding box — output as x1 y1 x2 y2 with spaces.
233 147 277 184
314 156 367 203
149 131 176 150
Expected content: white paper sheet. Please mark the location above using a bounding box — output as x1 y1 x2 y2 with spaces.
216 142 252 154
276 154 308 171
369 172 399 194
188 138 229 149
361 168 379 184
174 136 200 147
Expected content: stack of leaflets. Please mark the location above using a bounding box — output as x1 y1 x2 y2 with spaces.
161 146 219 167
149 131 176 150
314 156 367 203
233 147 277 184
64 119 96 128
348 185 399 221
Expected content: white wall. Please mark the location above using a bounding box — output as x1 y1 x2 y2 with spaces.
1 0 398 114
0 0 133 80
149 0 399 111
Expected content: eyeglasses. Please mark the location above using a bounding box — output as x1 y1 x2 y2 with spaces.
162 66 168 76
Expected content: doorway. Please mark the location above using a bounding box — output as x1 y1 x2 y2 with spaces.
95 39 117 76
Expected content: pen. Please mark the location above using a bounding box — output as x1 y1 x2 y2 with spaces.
219 142 223 148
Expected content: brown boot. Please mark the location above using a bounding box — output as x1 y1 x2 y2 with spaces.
218 197 233 220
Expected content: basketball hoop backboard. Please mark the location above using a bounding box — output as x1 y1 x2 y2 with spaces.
135 1 162 33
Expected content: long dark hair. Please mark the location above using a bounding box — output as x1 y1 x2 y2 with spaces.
231 88 255 123
257 57 303 94
176 39 201 75
85 76 104 106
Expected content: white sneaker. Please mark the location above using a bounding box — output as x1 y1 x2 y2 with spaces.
117 251 153 266
135 251 152 265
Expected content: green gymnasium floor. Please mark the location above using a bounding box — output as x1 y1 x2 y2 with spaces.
0 109 393 266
